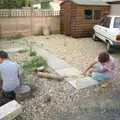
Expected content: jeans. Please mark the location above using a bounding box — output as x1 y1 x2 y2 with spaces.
0 91 16 106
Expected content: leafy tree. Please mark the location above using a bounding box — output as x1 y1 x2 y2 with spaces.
0 0 30 9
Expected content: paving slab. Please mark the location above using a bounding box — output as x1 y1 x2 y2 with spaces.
66 76 98 90
35 48 70 70
0 100 22 120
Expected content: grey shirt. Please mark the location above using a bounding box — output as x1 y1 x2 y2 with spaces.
0 59 21 92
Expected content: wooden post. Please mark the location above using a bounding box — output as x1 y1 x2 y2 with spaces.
36 72 65 81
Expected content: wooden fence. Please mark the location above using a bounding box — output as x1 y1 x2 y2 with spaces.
0 9 60 17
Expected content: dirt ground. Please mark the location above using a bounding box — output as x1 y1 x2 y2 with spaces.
1 34 120 120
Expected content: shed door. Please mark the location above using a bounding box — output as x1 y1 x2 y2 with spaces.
60 2 72 35
64 4 71 35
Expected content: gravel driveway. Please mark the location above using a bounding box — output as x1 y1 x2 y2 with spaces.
1 35 120 120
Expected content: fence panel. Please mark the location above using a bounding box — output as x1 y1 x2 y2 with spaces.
0 9 60 17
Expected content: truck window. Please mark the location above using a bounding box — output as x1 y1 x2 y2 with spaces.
114 17 120 28
99 17 111 28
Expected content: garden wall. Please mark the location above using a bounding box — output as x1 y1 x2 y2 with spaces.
0 9 60 37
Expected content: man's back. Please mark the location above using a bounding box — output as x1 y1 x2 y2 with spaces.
0 59 20 92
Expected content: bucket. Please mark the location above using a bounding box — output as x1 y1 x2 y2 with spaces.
42 26 50 36
15 84 31 101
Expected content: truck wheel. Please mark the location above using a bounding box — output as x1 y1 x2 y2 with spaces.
106 42 114 53
92 33 98 41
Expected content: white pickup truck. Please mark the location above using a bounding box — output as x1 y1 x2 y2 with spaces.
93 15 120 53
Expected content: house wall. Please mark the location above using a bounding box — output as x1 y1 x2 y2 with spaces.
110 4 120 15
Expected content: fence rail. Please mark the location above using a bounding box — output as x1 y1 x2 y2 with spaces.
0 9 60 17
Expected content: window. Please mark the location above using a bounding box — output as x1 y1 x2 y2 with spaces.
114 17 120 28
84 9 92 19
94 10 101 20
99 17 111 28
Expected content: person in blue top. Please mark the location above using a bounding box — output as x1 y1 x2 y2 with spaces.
0 51 22 106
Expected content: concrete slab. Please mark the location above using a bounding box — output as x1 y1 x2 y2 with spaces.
35 48 70 70
0 100 22 120
66 76 98 90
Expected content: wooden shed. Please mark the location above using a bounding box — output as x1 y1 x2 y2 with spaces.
60 0 110 38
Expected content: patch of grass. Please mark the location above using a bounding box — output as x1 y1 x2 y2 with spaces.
23 56 48 73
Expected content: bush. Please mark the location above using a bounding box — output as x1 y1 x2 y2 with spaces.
23 56 48 73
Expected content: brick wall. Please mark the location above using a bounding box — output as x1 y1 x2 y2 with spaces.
0 10 60 37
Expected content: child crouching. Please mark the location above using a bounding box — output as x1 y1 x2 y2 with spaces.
82 52 116 87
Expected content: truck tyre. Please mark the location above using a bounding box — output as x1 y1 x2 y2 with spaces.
92 33 98 41
106 42 114 53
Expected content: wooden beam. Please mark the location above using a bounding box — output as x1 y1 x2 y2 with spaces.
37 72 65 81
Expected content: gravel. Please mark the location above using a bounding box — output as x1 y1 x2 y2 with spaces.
1 35 120 120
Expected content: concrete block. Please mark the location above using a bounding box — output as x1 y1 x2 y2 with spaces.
0 100 22 120
66 76 98 90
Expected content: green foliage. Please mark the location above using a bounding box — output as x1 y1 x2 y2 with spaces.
33 0 52 9
23 56 48 73
0 0 32 9
33 0 52 4
41 2 51 9
29 51 37 56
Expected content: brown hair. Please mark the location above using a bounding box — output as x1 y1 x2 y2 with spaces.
98 52 110 63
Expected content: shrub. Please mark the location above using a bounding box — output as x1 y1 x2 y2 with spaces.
23 56 48 73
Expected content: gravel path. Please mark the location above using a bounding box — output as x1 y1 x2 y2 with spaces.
1 35 120 120
29 35 106 70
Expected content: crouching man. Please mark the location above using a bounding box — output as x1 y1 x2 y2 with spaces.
0 51 22 106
